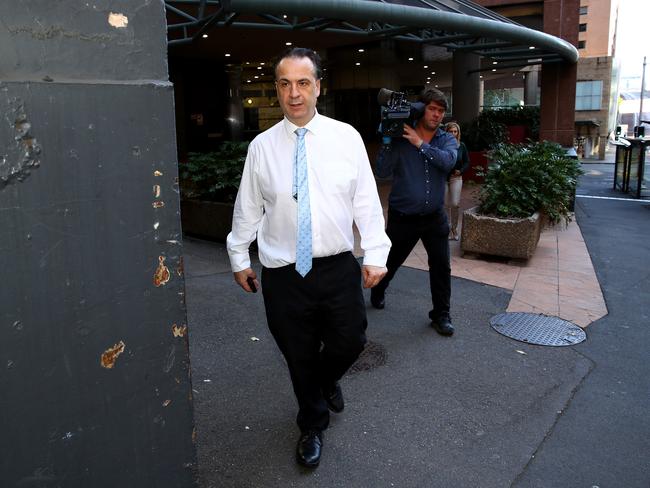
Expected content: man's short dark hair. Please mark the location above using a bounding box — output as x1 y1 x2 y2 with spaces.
418 88 448 111
274 47 323 80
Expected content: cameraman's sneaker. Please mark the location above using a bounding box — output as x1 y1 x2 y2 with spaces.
431 314 454 336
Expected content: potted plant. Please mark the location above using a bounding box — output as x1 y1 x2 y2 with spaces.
460 141 582 259
460 107 541 182
460 111 508 183
179 141 249 242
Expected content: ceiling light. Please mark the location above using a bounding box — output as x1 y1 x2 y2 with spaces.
427 77 431 80
246 80 251 83
285 42 292 46
355 62 361 66
358 49 365 53
424 65 429 68
408 57 414 61
283 14 288 19
492 61 498 65
492 68 497 72
257 66 262 70
254 75 259 79
225 53 231 57
435 84 438 87
529 46 535 50
426 81 431 84
202 34 208 38
247 99 253 105
480 75 483 79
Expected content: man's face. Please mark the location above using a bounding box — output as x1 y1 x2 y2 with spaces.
275 56 321 127
419 100 446 131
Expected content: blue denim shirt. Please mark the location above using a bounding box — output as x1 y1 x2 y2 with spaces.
376 127 457 215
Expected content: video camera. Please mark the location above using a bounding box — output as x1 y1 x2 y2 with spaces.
377 88 425 137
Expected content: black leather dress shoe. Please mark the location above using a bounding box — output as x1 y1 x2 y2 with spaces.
323 382 344 413
370 289 385 309
431 315 455 336
296 430 323 468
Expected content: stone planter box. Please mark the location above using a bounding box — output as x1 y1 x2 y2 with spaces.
181 199 234 243
460 206 542 260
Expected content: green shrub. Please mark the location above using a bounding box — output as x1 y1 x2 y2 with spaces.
461 106 540 152
477 141 582 225
179 141 249 203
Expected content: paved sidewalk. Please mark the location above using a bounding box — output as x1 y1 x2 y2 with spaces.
360 179 607 328
185 156 649 487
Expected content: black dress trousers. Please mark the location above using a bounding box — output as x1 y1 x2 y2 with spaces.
374 207 451 319
261 252 367 432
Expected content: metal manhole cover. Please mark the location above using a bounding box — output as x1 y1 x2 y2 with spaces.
490 312 586 346
347 341 386 375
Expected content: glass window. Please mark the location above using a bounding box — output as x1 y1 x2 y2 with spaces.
578 40 586 49
580 6 588 14
576 80 603 110
579 23 587 32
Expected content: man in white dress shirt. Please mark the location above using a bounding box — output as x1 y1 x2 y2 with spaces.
226 47 390 468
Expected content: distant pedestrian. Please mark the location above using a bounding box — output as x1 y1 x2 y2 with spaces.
444 122 470 240
371 88 457 337
226 47 390 468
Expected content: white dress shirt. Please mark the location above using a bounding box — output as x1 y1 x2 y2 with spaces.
227 111 391 272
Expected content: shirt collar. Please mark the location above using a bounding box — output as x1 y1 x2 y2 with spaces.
283 109 321 138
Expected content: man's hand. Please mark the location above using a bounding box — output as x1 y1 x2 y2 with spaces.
362 265 387 289
234 268 259 293
402 124 423 148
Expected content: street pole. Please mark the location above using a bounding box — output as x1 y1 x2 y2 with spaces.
639 56 646 130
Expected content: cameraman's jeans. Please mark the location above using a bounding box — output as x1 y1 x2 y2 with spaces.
374 207 451 319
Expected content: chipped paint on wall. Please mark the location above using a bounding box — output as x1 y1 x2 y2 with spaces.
162 399 171 407
108 13 129 29
176 256 184 277
152 201 165 208
1 93 43 189
100 341 125 369
153 256 170 287
154 170 163 176
172 324 187 338
153 185 161 198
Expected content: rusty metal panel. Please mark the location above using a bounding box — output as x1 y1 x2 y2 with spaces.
0 79 197 487
0 2 197 486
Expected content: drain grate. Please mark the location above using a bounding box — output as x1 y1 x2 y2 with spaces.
490 312 586 346
347 341 386 375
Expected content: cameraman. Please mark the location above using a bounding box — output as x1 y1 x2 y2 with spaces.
371 88 457 336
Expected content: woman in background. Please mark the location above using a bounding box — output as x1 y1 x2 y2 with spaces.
444 122 470 240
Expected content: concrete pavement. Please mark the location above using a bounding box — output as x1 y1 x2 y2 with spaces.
183 158 650 487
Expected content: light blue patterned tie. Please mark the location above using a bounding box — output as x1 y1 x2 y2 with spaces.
294 128 312 277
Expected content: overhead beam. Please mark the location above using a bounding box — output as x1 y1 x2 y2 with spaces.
220 0 578 62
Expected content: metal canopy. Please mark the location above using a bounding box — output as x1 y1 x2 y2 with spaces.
164 0 578 67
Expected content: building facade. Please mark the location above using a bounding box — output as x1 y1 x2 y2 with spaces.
574 0 620 159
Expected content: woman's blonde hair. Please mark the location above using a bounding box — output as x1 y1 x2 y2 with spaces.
445 122 461 142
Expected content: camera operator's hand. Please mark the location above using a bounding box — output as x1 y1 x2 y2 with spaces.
402 124 424 149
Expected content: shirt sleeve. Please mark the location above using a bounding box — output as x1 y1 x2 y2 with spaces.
352 133 392 267
226 143 264 272
375 140 400 178
418 132 457 174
